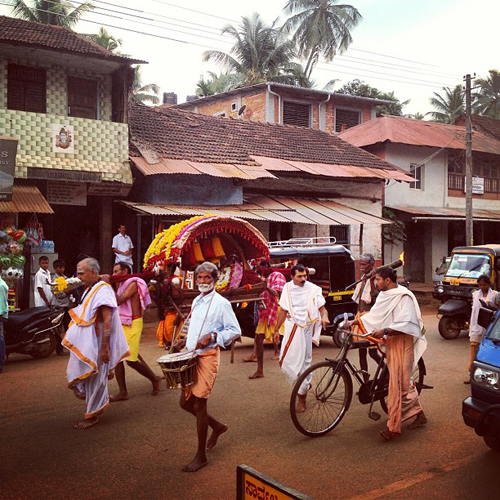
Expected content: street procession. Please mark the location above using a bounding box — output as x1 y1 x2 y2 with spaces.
1 1 500 499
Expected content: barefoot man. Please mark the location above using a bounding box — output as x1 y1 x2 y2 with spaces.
351 266 428 441
274 264 329 413
63 258 129 429
110 263 162 401
175 262 241 472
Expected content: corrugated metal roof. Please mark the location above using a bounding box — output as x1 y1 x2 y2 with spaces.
0 185 53 214
388 205 500 221
340 115 500 155
119 196 390 226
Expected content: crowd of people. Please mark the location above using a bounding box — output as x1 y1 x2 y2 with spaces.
2 223 499 472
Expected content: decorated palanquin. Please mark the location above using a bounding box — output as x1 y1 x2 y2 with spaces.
144 215 270 308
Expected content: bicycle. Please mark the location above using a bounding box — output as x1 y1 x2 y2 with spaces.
290 326 430 437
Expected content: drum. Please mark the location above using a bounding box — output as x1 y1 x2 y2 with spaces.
157 351 197 389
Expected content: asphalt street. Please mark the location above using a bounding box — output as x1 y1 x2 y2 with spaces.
1 311 500 499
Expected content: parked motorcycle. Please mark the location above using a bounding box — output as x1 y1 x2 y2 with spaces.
5 306 65 359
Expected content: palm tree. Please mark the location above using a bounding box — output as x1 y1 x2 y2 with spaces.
131 66 160 105
474 70 500 119
11 0 94 29
203 13 296 87
87 27 122 52
196 72 243 97
282 0 362 79
426 85 464 123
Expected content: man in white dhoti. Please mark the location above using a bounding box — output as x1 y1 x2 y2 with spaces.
274 265 329 413
63 258 129 430
174 262 241 472
351 266 428 441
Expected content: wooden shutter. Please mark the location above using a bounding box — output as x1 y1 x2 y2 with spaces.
335 109 360 132
7 64 46 113
282 101 311 128
68 76 98 119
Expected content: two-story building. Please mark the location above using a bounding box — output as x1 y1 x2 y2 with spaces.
0 15 143 272
340 115 500 283
174 82 390 134
122 103 413 270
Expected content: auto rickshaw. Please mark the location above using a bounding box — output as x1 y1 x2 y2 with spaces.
269 238 357 346
435 244 500 339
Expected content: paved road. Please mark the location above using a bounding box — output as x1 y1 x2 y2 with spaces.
1 312 500 499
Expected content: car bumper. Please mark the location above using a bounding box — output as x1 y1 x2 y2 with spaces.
462 397 500 436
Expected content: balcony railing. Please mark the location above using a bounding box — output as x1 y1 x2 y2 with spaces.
448 173 500 193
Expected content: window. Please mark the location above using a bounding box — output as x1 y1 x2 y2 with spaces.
213 111 226 117
7 64 46 113
335 108 360 132
410 163 422 189
68 76 98 119
330 225 349 244
231 102 237 112
282 101 311 127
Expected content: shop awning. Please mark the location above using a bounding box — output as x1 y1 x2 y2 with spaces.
0 185 53 214
388 205 500 222
119 196 390 226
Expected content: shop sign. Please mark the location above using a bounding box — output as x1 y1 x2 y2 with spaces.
87 183 132 196
464 177 484 195
28 168 101 183
52 124 74 153
47 181 87 206
0 137 17 202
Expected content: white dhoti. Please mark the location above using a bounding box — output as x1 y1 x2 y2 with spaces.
278 281 325 394
63 282 130 419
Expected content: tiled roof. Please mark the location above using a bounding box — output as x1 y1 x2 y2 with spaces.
129 103 399 172
470 115 500 141
339 115 500 155
0 15 144 64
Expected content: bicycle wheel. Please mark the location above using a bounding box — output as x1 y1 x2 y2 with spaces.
380 357 426 414
290 361 353 437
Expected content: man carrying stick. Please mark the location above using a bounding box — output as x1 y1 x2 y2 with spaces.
175 262 241 472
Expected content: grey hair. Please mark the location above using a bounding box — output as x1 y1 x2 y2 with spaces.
195 261 219 280
80 257 100 274
360 253 375 264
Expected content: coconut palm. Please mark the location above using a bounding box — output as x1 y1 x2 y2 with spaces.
427 84 464 123
131 66 160 105
11 0 94 29
474 70 500 119
196 72 244 97
282 0 362 79
87 27 122 52
203 13 296 87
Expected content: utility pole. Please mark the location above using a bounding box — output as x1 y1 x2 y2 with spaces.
464 74 474 246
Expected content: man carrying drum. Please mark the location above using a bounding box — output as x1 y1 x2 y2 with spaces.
174 262 241 472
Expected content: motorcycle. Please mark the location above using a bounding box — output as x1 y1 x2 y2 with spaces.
5 306 65 359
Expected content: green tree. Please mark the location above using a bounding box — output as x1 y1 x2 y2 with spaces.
336 79 408 116
87 27 122 52
203 13 296 87
11 0 94 29
474 70 500 119
426 84 464 123
282 0 362 79
131 66 160 105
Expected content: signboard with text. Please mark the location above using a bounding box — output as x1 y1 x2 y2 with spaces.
0 137 17 202
236 465 312 500
47 181 87 206
464 177 485 195
28 168 101 183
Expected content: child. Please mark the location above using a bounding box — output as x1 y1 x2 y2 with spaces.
465 274 498 383
34 256 53 308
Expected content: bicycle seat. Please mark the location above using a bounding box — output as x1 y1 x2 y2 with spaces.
351 340 373 349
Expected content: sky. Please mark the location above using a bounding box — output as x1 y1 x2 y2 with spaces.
1 0 499 115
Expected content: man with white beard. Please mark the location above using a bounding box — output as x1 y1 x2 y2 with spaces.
174 262 241 472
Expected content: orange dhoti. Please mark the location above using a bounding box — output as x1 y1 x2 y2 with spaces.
185 347 220 400
157 311 184 347
386 334 423 434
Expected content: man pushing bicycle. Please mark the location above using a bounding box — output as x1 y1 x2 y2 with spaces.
350 266 428 441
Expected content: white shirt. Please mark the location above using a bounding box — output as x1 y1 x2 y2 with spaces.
186 289 241 353
34 268 53 307
112 233 134 267
279 281 326 328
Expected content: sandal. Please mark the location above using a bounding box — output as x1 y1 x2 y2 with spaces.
380 429 399 441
